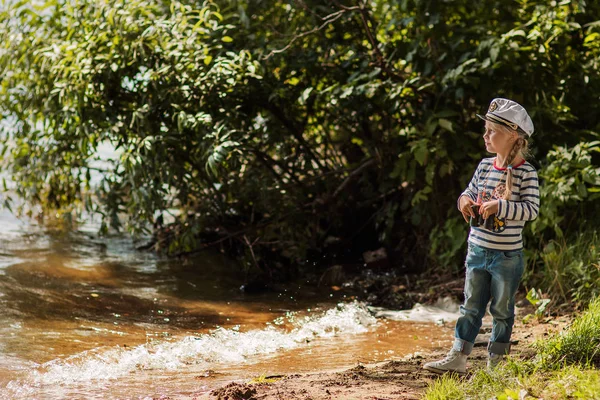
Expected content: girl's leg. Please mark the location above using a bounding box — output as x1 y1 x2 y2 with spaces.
454 243 492 355
488 249 525 355
423 244 491 374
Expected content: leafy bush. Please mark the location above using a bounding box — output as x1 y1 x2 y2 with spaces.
525 230 600 307
531 141 600 238
1 0 600 281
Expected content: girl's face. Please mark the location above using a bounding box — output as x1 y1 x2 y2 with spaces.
483 122 516 155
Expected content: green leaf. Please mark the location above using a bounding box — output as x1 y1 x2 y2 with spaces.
526 288 541 306
438 118 454 133
412 142 429 166
490 46 500 62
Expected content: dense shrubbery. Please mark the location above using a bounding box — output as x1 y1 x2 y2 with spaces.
1 0 599 293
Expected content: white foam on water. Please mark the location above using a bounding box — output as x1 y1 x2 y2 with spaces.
8 301 376 389
369 296 460 325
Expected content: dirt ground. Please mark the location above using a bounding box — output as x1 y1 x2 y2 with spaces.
196 303 572 400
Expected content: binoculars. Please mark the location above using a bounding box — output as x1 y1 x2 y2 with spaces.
469 204 495 230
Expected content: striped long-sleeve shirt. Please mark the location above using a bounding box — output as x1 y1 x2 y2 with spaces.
458 157 540 251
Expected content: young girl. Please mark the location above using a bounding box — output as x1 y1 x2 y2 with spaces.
423 98 540 374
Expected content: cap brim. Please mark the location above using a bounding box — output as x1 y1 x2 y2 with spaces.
476 114 490 123
477 113 529 136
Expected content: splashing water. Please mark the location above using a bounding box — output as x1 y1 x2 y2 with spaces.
7 302 376 393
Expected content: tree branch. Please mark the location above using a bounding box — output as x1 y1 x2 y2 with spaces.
263 6 359 60
331 158 376 199
251 148 289 185
262 101 327 171
251 147 303 186
355 1 405 81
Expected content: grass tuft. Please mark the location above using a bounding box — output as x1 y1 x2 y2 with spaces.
537 297 600 368
528 230 600 308
422 375 465 400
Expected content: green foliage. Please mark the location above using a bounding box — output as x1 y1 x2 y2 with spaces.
545 367 600 400
537 297 600 369
531 141 600 238
522 141 600 308
0 0 261 232
423 362 600 400
522 288 551 323
428 215 468 272
1 0 600 281
527 230 600 306
422 375 465 400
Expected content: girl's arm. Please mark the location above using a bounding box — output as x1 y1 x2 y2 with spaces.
496 169 540 221
456 164 480 211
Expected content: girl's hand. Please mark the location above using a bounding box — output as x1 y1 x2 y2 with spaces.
459 195 476 223
479 200 499 220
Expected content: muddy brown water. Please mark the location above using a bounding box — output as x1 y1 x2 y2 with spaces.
0 209 454 399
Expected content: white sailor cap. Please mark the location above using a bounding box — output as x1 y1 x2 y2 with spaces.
477 98 534 137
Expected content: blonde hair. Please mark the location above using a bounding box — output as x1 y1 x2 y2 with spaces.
492 123 530 200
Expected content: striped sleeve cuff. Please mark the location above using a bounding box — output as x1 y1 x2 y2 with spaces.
497 199 508 219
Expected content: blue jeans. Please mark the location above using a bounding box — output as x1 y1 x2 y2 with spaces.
452 243 524 355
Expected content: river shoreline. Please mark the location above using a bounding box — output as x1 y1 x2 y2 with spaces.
198 303 572 400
